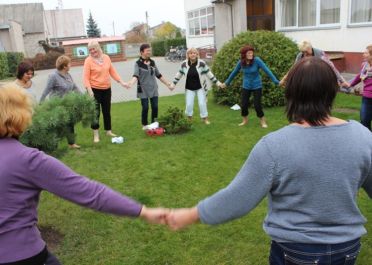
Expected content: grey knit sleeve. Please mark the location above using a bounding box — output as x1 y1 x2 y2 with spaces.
197 139 275 225
40 74 56 102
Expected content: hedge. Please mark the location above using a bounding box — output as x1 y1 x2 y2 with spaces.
151 38 186 56
212 31 298 107
0 53 9 79
7 52 24 77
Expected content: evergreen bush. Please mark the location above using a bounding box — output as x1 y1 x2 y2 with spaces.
212 31 298 107
20 93 96 153
158 107 192 134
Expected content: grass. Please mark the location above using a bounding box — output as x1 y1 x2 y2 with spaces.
38 92 371 265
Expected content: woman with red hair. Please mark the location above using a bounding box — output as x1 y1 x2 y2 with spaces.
223 45 279 128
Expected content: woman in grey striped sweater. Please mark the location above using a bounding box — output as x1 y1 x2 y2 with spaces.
171 48 224 125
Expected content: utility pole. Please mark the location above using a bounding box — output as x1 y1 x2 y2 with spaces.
145 11 149 40
112 21 116 36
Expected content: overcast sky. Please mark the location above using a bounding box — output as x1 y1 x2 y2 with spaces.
0 0 186 35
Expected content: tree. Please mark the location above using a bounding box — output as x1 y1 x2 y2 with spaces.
154 22 179 40
86 12 101 38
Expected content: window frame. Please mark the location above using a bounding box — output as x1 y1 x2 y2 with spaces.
278 0 341 31
187 6 215 37
348 0 372 27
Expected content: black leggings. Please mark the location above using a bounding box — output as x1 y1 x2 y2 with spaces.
141 97 158 126
1 247 61 265
241 88 264 118
91 88 112 130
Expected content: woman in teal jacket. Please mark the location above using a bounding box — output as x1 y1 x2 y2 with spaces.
224 45 279 128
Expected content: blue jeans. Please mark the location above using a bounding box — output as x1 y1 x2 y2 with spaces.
361 97 372 131
269 238 361 265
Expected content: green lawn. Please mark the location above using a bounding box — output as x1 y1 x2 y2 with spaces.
38 92 371 265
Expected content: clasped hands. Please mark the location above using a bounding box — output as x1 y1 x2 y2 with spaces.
139 206 199 231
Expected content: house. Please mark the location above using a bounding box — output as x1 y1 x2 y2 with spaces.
124 23 149 43
63 36 126 66
184 0 372 73
0 3 86 57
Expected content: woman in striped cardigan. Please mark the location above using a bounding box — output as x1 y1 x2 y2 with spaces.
171 48 224 125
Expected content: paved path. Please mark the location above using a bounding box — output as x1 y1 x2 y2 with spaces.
29 57 186 103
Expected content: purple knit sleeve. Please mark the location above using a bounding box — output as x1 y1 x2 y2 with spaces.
27 149 142 217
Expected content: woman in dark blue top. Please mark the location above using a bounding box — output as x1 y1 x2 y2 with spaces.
223 45 279 128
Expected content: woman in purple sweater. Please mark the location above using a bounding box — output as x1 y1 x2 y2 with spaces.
349 45 372 130
0 85 168 264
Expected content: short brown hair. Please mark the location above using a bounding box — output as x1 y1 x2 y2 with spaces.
16 61 34 80
285 57 338 126
56 55 71 71
0 84 33 138
366 44 372 61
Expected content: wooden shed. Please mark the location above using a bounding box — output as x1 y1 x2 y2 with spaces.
62 36 126 66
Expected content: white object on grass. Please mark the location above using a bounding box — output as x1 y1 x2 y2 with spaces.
111 136 124 144
230 104 241 111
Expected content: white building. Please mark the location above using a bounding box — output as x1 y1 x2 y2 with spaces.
184 0 372 72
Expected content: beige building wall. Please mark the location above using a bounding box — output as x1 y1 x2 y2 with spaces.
8 20 25 53
214 0 247 50
23 33 46 57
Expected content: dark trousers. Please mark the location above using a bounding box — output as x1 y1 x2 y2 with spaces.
66 122 75 145
141 97 158 126
360 97 372 131
269 238 361 265
241 88 264 118
91 88 112 130
1 247 61 265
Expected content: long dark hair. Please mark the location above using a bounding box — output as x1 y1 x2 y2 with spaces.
240 45 255 66
285 57 338 126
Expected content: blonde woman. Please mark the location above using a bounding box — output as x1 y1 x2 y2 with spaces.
171 48 224 125
280 40 349 88
83 40 127 143
0 85 169 265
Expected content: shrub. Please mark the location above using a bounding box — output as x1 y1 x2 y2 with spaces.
151 38 186 56
212 31 298 107
151 40 166 56
20 93 96 153
0 52 9 79
158 106 192 134
27 51 63 71
6 52 24 77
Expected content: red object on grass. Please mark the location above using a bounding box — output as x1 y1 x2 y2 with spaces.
145 128 165 136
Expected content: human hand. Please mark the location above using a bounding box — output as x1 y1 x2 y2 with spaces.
279 79 286 87
119 81 130 89
140 206 170 225
87 88 94 98
169 83 175 91
166 207 199 231
340 81 351 88
219 83 226 89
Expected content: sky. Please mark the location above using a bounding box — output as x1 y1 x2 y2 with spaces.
0 0 186 35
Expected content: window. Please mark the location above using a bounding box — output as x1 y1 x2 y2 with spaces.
187 6 214 36
279 0 340 29
350 0 372 24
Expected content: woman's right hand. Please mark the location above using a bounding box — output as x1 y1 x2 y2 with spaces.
87 88 94 97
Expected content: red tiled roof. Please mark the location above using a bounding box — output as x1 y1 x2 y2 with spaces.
62 36 125 46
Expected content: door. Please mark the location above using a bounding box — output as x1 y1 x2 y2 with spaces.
246 0 275 31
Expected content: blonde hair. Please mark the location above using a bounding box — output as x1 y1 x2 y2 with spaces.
186 48 199 60
56 55 71 71
298 40 313 52
87 40 103 55
367 45 372 60
0 84 33 138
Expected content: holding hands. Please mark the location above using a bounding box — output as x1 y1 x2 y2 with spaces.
140 206 199 230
